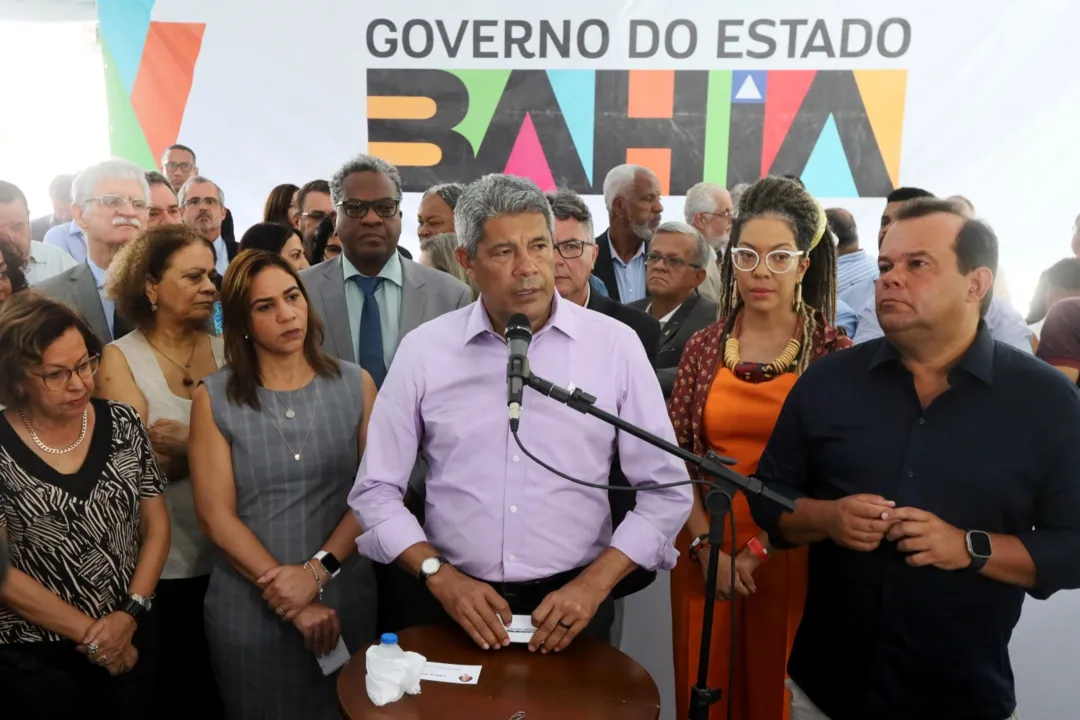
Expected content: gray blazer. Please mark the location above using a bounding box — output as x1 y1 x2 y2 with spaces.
35 263 113 345
298 255 473 364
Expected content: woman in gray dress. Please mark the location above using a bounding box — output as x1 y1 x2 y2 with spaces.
189 250 378 719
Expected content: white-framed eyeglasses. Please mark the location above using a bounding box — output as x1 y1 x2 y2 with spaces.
730 248 804 274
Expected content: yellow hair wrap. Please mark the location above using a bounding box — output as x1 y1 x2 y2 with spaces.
809 201 828 251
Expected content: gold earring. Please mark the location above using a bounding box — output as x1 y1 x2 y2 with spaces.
730 280 740 308
793 278 804 311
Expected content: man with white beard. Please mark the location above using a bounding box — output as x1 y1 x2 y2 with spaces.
36 159 149 344
683 182 734 302
591 164 663 303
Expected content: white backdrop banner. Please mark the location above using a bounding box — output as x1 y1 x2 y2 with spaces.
99 0 1080 310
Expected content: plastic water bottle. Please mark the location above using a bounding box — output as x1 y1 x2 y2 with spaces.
212 301 224 336
369 633 406 662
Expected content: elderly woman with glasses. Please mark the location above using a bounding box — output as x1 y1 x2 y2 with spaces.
668 176 851 720
0 293 169 720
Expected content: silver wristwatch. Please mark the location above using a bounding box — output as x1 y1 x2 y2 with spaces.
419 556 448 583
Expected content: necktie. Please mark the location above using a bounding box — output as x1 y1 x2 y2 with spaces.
113 309 133 340
351 275 386 387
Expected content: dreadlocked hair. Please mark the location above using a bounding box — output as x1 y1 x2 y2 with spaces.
716 175 839 375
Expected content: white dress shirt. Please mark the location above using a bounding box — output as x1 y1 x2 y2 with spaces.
26 241 77 286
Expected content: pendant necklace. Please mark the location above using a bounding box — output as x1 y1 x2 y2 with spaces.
266 380 320 461
146 335 200 387
273 390 297 420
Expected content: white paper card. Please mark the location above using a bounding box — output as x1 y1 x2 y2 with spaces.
421 662 482 685
316 637 350 676
506 614 537 644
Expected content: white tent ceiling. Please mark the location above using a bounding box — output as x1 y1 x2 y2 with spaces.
0 0 96 22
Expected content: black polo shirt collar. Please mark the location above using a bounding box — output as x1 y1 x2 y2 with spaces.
867 320 995 387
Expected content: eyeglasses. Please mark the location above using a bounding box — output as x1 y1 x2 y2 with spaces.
554 239 594 259
164 162 193 172
337 198 400 220
703 209 735 220
90 195 148 211
183 197 220 208
300 210 331 222
31 355 100 390
730 248 804 274
645 252 701 269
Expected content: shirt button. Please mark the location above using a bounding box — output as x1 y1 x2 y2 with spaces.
918 418 926 425
907 471 914 478
510 505 518 513
508 554 516 562
512 455 520 463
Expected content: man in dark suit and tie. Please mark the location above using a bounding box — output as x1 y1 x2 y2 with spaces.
546 187 661 645
591 164 664 304
36 159 149 345
630 222 719 397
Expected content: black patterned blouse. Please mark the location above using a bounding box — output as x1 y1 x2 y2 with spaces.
0 399 165 644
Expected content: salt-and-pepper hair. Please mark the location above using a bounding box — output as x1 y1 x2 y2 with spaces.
422 182 466 210
730 182 752 213
545 187 595 243
455 174 555 258
602 164 654 213
72 158 150 207
653 221 710 267
178 176 225 206
330 154 403 205
683 182 728 223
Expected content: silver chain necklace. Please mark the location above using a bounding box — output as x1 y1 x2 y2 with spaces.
265 381 319 461
20 408 89 454
272 390 297 420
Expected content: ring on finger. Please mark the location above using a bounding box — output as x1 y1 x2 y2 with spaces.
98 654 110 665
87 643 99 655
276 606 286 616
557 620 572 629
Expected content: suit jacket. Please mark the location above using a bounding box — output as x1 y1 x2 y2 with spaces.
222 209 238 260
35 263 112 345
630 290 718 397
299 255 473 364
581 290 663 598
586 291 661 366
591 230 648 305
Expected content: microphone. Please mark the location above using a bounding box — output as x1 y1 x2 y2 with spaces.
504 313 533 432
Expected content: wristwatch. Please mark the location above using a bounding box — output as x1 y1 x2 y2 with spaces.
419 556 448 583
119 593 152 622
313 550 342 579
965 530 992 572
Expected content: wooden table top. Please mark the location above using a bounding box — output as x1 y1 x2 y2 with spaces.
337 624 661 720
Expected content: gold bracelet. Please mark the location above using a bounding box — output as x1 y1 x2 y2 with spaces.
303 561 324 601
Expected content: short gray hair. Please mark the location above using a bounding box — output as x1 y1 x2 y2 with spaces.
330 154 402 205
654 221 710 267
72 159 150 207
684 182 725 223
178 176 224 206
602 164 653 212
730 182 752 214
454 174 554 258
545 187 595 243
422 182 466 210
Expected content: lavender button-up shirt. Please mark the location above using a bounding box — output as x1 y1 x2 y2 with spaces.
349 293 693 583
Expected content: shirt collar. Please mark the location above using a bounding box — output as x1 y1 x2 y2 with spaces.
869 321 995 386
463 291 576 345
86 258 107 290
341 249 403 287
608 236 646 267
69 221 85 238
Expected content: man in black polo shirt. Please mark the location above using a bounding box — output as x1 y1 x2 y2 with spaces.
749 198 1080 720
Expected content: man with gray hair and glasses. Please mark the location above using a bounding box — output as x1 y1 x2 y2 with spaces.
350 173 692 653
630 222 719 397
179 175 235 277
36 159 149 344
683 182 733 302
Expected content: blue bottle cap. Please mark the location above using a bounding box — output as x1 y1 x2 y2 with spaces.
380 633 398 645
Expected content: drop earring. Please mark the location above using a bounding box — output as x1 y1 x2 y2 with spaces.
793 278 804 311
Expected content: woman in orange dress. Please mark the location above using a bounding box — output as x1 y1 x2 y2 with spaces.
669 176 852 720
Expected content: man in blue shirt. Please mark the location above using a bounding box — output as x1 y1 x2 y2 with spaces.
590 164 663 304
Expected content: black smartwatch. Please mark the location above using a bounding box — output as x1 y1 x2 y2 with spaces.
119 593 151 623
313 550 342 579
965 530 992 572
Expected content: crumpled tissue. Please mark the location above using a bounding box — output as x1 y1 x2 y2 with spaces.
365 646 427 706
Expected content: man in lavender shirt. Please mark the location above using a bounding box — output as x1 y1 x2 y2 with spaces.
349 174 693 653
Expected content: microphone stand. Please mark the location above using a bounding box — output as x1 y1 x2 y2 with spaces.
520 371 796 720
